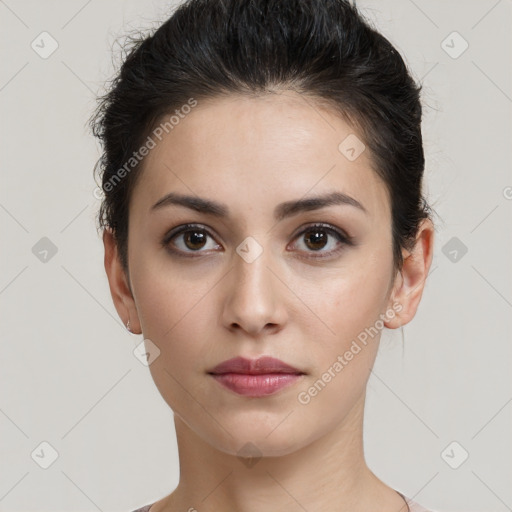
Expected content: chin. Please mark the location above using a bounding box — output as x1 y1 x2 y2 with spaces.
201 418 311 459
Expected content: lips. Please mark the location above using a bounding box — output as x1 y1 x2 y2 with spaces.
208 356 304 375
208 356 305 397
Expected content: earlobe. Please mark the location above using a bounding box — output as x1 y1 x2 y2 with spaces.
103 228 141 334
384 218 435 330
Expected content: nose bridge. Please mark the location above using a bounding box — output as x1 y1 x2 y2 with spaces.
223 236 283 334
236 242 271 295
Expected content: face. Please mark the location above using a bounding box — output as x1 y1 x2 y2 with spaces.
104 91 432 458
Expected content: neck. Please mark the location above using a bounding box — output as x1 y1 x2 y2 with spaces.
157 393 408 512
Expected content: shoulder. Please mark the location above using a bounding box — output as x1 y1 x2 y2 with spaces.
130 505 154 512
131 496 438 512
402 494 440 512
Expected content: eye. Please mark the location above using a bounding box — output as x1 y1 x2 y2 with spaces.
290 223 354 259
162 223 221 256
162 222 354 259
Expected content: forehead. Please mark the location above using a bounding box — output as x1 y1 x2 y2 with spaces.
129 91 390 223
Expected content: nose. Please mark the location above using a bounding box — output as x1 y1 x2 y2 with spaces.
221 242 287 337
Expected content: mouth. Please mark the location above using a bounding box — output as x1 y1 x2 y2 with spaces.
207 356 306 397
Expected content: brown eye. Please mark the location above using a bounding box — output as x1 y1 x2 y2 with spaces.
182 230 207 250
303 228 329 251
291 223 353 259
162 224 221 256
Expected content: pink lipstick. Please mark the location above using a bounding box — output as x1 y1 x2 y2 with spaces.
208 356 305 397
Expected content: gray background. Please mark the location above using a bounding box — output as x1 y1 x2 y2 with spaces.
1 0 511 511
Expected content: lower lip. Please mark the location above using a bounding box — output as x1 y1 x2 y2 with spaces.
210 373 304 397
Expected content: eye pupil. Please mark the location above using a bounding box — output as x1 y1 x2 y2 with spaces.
185 230 207 250
305 229 327 250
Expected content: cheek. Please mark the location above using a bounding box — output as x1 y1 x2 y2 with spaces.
294 268 388 422
133 268 218 413
131 262 224 394
132 252 215 340
311 256 392 346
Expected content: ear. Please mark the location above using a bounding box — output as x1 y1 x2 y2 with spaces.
103 228 141 334
384 218 435 329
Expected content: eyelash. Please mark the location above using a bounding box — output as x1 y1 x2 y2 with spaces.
161 222 354 260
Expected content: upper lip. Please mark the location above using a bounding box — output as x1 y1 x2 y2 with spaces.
208 356 304 375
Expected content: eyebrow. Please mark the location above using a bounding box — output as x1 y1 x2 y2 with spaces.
150 190 367 221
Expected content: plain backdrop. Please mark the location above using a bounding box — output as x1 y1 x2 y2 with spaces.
1 1 511 511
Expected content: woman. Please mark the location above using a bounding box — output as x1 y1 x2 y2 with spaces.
91 0 437 510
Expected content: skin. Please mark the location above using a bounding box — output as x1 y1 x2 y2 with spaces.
103 90 434 512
